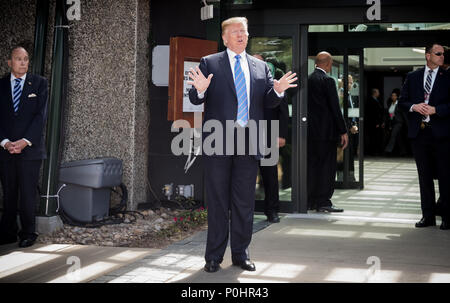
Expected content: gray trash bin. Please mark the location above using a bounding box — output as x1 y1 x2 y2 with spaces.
59 158 123 223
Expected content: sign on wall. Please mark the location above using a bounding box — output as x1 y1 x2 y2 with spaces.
183 61 204 113
168 37 217 128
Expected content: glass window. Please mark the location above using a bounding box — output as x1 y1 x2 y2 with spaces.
309 23 450 32
248 37 293 72
232 0 253 4
309 25 344 32
248 37 293 203
349 23 450 32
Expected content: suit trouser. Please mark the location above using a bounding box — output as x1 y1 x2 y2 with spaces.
385 123 407 154
204 155 258 263
0 157 41 239
307 140 337 209
259 163 280 216
410 128 450 221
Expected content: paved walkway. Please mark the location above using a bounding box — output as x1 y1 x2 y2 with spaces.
1 158 449 283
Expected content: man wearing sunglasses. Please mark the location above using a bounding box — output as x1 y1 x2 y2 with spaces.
399 43 450 230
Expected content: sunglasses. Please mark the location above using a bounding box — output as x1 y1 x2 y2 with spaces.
433 52 444 56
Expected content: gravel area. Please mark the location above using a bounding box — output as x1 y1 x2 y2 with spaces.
36 208 206 249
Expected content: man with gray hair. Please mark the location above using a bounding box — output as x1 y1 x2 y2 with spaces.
188 17 297 273
0 46 48 248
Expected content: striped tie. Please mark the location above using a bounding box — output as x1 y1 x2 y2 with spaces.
234 55 248 127
13 78 23 113
423 69 433 122
424 69 433 96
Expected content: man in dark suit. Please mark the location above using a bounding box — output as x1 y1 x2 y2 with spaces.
0 46 48 247
253 54 289 223
260 97 289 223
307 51 348 213
365 88 385 156
188 17 297 272
399 43 450 230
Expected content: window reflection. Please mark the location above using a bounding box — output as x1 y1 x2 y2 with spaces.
309 23 450 32
248 37 293 203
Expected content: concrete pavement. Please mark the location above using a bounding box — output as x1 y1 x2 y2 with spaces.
91 213 450 283
1 158 449 283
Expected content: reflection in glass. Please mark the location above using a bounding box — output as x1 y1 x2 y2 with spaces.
351 23 450 31
309 25 344 32
248 37 293 203
309 23 450 32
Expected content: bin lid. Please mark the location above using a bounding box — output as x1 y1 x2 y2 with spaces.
60 157 122 168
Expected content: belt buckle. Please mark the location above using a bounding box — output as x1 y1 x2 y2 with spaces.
420 122 425 129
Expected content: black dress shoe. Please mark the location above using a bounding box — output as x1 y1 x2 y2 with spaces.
232 259 256 271
204 260 220 273
19 235 38 248
440 221 450 230
317 205 344 213
415 217 436 228
267 213 280 223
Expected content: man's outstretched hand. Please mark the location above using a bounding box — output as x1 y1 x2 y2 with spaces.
274 71 298 94
187 66 213 94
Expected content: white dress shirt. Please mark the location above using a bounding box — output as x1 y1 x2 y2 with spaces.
316 67 327 74
423 65 439 99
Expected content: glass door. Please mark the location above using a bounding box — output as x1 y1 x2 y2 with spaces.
248 25 300 213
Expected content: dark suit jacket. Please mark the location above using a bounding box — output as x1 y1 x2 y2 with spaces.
366 95 385 128
399 67 450 138
189 51 283 158
307 69 347 141
0 73 48 160
264 97 289 147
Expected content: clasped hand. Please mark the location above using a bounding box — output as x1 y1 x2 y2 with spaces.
413 103 436 116
4 140 28 154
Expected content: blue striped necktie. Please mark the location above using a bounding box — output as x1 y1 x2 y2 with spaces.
234 55 248 127
13 78 23 113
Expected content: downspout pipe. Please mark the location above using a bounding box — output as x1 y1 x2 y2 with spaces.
40 0 69 216
32 0 49 76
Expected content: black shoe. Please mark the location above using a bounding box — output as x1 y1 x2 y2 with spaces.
440 221 450 230
0 235 17 246
19 234 38 248
415 217 436 228
317 205 344 213
267 213 280 223
232 259 256 271
204 260 221 273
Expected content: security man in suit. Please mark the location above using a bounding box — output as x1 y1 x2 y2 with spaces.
188 17 297 272
0 46 48 247
307 51 348 213
399 43 450 230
